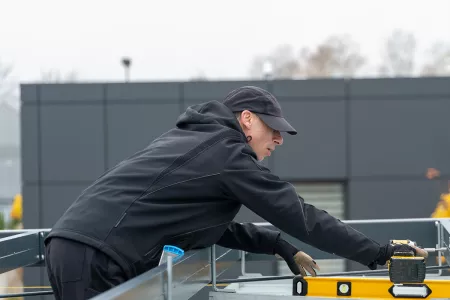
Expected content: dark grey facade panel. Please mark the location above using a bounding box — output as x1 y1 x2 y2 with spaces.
22 184 40 229
41 184 87 228
40 83 104 103
348 178 441 219
106 103 181 168
21 105 40 182
19 79 450 224
20 84 38 103
350 98 450 177
106 82 181 102
183 98 215 109
39 105 105 181
345 221 437 271
349 77 450 97
273 100 347 179
183 81 269 100
272 79 347 98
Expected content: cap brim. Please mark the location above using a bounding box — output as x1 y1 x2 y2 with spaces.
257 114 297 135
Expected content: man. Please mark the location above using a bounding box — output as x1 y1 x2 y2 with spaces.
45 86 427 299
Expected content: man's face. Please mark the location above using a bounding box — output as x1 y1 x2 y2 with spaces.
238 110 283 161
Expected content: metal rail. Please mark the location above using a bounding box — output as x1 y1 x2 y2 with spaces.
0 230 49 272
0 291 53 299
252 217 450 226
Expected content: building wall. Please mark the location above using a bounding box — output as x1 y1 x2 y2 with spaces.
347 78 450 219
19 77 450 297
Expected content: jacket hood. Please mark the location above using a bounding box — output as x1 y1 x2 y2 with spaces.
176 100 246 138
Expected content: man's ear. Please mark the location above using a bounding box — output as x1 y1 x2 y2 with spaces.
240 110 253 129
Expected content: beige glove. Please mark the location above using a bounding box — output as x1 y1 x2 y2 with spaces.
294 251 320 276
273 237 320 276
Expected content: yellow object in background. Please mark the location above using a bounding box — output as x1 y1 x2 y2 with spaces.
431 193 450 218
10 194 22 220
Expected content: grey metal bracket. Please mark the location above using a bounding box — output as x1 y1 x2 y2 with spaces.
437 219 450 268
210 245 235 293
0 230 48 274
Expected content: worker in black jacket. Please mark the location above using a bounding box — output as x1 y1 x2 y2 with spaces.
44 86 427 299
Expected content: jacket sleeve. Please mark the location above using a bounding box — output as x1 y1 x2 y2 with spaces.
220 147 382 267
216 221 281 254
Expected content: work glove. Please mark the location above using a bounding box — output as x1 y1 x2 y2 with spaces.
369 243 429 269
273 237 320 276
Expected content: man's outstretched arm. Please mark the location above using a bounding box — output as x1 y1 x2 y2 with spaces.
220 144 427 270
216 221 319 276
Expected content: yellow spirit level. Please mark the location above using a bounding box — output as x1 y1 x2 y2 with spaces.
292 276 448 298
291 239 450 298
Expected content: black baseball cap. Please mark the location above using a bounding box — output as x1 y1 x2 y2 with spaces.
222 86 297 135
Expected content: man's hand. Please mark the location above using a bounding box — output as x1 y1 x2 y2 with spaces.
371 243 429 268
387 243 429 260
273 236 320 276
293 251 321 276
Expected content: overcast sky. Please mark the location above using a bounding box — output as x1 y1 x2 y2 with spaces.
1 0 449 84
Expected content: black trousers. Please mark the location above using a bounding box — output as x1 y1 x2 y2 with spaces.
45 237 128 300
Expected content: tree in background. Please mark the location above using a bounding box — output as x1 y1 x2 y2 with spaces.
378 30 417 77
249 44 301 79
249 31 449 80
41 69 78 83
248 35 366 79
0 60 20 111
299 35 366 78
0 61 16 103
189 70 208 81
0 61 12 97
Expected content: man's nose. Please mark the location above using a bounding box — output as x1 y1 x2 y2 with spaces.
273 131 283 146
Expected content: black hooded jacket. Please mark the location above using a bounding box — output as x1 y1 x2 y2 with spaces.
45 100 382 279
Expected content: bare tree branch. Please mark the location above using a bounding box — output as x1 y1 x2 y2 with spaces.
248 56 268 79
189 70 208 81
299 35 366 78
249 44 301 79
0 63 12 81
378 30 417 77
0 60 16 105
270 44 302 78
41 69 78 83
